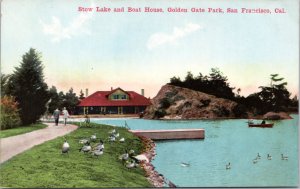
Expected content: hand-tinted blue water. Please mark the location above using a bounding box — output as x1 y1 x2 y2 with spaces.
93 115 299 187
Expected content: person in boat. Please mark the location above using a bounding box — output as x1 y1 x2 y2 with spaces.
248 119 254 124
261 120 266 124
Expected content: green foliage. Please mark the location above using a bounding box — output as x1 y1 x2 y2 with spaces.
0 123 47 138
256 74 291 113
0 96 21 130
0 123 151 188
6 48 50 125
62 88 79 114
169 68 235 100
47 87 80 115
1 73 10 97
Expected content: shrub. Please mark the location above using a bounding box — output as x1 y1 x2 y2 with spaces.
0 96 21 130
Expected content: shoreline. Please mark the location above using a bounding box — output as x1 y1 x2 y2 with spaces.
138 136 165 187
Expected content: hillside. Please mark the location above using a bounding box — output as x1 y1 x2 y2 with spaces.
143 84 243 119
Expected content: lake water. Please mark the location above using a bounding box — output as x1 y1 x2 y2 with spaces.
92 115 299 187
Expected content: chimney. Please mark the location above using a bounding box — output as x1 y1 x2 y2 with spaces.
85 88 88 97
141 89 145 96
111 87 113 91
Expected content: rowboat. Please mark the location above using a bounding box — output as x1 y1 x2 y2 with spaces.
248 123 274 128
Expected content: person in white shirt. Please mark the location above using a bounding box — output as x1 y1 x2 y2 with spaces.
62 107 69 126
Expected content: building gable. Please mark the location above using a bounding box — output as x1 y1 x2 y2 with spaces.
108 88 129 100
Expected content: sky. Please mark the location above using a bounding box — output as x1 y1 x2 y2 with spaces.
1 0 299 98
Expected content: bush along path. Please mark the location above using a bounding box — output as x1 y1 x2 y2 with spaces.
0 122 152 188
0 122 78 164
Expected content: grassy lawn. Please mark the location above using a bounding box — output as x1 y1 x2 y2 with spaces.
0 123 152 188
0 123 47 138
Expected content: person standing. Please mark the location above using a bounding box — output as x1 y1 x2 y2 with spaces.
53 108 60 126
62 107 69 126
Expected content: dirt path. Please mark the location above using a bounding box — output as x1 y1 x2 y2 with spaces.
0 122 78 164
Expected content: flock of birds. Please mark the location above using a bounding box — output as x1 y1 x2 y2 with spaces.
61 128 140 169
226 152 289 170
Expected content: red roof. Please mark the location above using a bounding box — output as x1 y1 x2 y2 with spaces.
78 88 151 107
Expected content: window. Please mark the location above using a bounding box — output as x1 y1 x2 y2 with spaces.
113 95 119 99
121 95 127 99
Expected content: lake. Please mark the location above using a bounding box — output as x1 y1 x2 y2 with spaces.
92 115 299 187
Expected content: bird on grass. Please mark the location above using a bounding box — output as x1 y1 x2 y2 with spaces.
79 139 89 145
91 148 104 158
108 135 116 142
119 150 129 162
61 139 70 155
93 139 104 151
125 160 138 168
226 162 231 170
119 137 125 142
90 133 97 142
281 154 288 160
79 141 92 153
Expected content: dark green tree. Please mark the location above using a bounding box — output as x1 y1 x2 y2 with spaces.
48 86 65 114
1 73 10 97
256 74 291 112
62 88 79 114
6 48 50 124
79 89 85 100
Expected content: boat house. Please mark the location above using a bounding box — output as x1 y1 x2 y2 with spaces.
77 87 151 115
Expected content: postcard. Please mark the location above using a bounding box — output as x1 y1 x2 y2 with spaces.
1 0 299 188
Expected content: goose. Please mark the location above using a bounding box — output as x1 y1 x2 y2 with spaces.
281 154 288 160
61 140 70 154
90 134 97 142
93 139 104 151
109 129 116 134
79 141 92 153
114 132 120 138
180 162 190 167
267 154 272 160
119 150 129 161
79 139 89 144
125 160 137 168
91 148 104 158
119 137 125 142
128 149 135 156
257 153 261 159
226 162 231 170
109 135 116 142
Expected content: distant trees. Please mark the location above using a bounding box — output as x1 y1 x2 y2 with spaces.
47 87 80 115
169 68 235 100
169 69 297 115
5 48 50 125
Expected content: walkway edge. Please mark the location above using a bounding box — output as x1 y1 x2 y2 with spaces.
0 122 78 164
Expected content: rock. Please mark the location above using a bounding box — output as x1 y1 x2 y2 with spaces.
263 112 292 120
144 84 240 119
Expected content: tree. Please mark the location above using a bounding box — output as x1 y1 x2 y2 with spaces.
0 96 21 130
257 74 291 112
62 88 79 114
6 48 50 124
48 86 65 114
1 73 10 97
79 89 85 100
